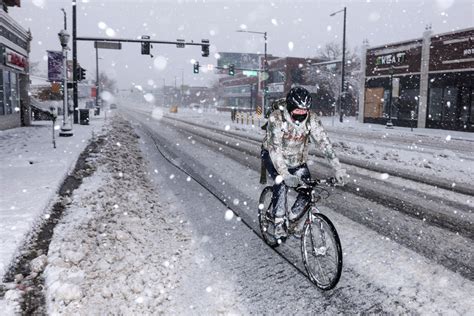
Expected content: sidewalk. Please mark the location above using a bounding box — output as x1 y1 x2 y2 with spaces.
0 114 106 280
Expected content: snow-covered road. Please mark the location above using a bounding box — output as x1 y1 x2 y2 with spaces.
122 105 473 314
4 104 470 314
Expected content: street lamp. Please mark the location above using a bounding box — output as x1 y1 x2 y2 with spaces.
236 29 267 115
58 29 73 137
386 66 395 128
330 7 346 123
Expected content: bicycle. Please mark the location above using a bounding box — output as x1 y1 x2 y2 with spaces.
258 177 343 290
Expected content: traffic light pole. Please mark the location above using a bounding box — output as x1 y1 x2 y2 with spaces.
72 1 78 124
95 45 100 112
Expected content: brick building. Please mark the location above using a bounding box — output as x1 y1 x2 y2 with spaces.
359 27 474 132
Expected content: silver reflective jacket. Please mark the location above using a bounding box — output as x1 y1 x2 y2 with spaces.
262 100 342 176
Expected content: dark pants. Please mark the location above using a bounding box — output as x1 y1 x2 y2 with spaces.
261 149 311 219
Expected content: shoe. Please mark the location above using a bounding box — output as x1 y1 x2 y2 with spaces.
290 217 306 239
274 217 288 240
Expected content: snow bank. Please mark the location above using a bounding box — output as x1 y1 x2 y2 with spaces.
43 117 193 314
0 116 104 280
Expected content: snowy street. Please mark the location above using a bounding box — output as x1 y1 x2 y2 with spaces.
0 103 472 314
1 0 473 314
119 104 472 314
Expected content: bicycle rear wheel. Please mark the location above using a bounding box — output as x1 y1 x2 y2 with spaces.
258 186 279 248
301 212 342 290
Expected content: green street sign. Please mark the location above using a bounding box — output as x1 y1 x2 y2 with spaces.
243 70 258 77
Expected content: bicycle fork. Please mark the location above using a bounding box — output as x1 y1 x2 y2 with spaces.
307 208 328 256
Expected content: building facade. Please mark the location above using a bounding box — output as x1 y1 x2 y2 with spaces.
0 1 31 130
218 75 258 111
359 27 474 132
216 52 263 112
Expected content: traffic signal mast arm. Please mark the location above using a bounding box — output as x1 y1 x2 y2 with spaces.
76 37 209 57
76 36 209 47
214 66 265 72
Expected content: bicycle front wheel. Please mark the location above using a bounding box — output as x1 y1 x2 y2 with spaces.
258 186 279 248
301 212 342 290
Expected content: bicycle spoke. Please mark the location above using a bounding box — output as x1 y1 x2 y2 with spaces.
308 223 331 285
303 216 341 288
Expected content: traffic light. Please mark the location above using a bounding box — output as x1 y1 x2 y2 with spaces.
141 35 151 55
342 80 349 91
76 67 86 81
201 39 210 57
193 62 199 74
80 67 86 81
229 64 235 76
141 41 150 55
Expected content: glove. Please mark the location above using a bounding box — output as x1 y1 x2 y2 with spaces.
335 169 347 184
283 174 300 187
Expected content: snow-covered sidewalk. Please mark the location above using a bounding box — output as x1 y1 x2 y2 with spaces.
0 116 105 280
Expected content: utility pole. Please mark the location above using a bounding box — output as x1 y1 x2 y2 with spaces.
340 7 346 123
72 0 78 124
181 69 184 106
95 43 100 112
330 6 347 123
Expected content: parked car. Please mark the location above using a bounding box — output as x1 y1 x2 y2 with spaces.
110 103 117 109
190 103 200 110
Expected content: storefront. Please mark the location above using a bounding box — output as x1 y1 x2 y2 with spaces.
360 27 474 132
363 39 423 127
0 7 31 130
426 29 474 131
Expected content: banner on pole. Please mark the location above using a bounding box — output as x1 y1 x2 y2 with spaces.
47 51 63 82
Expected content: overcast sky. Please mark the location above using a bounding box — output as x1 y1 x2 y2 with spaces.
10 0 474 90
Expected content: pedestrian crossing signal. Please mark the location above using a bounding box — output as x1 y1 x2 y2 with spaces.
193 62 200 74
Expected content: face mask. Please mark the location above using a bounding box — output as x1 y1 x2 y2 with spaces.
291 109 308 122
292 113 308 122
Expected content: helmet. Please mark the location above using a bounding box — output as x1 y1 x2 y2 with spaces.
286 87 312 122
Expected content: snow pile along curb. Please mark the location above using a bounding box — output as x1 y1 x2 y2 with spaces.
43 116 192 314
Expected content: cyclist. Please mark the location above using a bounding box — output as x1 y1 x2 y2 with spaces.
261 86 347 239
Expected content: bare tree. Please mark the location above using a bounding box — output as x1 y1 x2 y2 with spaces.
317 42 343 61
99 72 117 93
304 42 362 115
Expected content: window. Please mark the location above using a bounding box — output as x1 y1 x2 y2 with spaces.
0 70 4 115
11 72 18 112
3 71 12 114
428 87 443 121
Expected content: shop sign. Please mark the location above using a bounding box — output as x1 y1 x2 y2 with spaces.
267 83 284 93
463 48 474 56
376 52 406 66
5 48 27 71
429 29 474 71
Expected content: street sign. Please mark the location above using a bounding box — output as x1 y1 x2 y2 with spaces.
243 70 258 77
176 39 185 48
94 41 122 50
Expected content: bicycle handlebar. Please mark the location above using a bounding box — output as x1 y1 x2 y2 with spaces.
295 177 339 192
